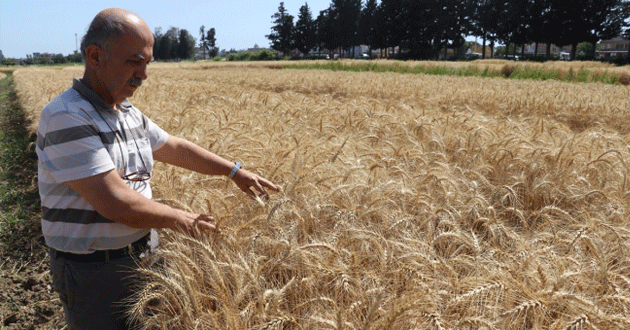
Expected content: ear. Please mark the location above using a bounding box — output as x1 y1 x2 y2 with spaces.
84 44 104 69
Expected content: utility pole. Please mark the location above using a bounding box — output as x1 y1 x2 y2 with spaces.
75 33 78 53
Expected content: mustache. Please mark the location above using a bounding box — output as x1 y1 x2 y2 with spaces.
128 78 143 87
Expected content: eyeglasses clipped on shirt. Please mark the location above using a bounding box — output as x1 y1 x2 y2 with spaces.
117 134 152 182
121 169 151 182
120 116 151 182
80 93 152 182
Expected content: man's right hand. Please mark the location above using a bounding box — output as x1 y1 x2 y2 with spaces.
66 169 222 238
179 213 221 239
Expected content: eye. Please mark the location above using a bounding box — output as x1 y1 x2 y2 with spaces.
127 60 142 67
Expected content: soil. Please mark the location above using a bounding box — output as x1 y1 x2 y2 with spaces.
0 219 65 330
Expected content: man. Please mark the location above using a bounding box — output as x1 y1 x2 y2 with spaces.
36 8 279 329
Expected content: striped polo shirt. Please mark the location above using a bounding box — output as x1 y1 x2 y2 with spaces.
36 78 169 254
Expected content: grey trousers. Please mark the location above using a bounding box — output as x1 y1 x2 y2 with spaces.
49 249 141 330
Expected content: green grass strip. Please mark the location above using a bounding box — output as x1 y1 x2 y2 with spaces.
284 61 628 85
509 66 560 81
0 74 41 250
284 61 505 79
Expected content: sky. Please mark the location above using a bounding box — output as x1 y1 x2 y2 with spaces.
0 0 334 59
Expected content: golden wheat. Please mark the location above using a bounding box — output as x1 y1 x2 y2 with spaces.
13 61 630 329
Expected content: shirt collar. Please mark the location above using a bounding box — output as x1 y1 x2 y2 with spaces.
71 78 133 112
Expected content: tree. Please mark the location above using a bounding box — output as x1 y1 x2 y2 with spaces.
153 27 166 60
452 0 477 59
576 41 595 59
207 28 218 58
1 58 17 66
199 25 207 59
358 0 379 55
404 0 441 59
434 0 475 60
528 0 557 59
316 8 339 56
469 0 486 57
294 2 317 56
399 0 470 60
551 0 630 60
510 0 537 58
66 51 82 63
493 0 532 59
51 53 67 64
267 2 295 56
331 0 362 57
177 29 196 60
153 27 180 61
477 0 503 58
374 0 407 57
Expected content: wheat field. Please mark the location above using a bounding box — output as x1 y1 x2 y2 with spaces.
14 61 630 329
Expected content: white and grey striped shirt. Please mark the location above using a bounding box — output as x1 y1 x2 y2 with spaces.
36 78 169 254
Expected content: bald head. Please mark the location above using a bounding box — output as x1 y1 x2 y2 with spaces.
80 8 151 61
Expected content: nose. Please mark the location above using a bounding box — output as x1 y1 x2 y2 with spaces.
136 63 148 80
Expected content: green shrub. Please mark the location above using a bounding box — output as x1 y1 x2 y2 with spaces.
456 66 482 77
576 69 590 83
600 71 619 84
1 58 17 66
425 66 450 75
252 49 277 61
225 49 278 61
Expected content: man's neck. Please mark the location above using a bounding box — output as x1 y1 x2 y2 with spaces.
81 73 119 110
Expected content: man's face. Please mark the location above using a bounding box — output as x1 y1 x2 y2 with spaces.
97 30 153 105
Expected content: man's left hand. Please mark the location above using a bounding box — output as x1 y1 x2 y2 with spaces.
231 168 280 199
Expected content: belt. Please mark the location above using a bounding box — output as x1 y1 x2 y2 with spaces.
51 234 150 263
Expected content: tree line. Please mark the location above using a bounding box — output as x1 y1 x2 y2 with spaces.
152 26 218 61
267 0 630 61
1 25 219 66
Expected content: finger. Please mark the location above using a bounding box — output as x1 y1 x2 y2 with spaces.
259 177 280 192
245 186 258 199
196 214 215 222
195 215 222 233
197 220 222 233
208 224 222 233
256 185 272 200
192 219 201 238
250 180 268 197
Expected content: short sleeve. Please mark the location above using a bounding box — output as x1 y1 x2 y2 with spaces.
39 110 116 183
141 114 169 151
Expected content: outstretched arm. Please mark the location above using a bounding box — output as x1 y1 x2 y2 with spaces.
65 169 220 238
152 135 280 198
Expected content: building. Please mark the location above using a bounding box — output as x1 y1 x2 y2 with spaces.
248 44 265 52
468 42 493 57
522 43 572 57
32 52 53 61
596 37 629 58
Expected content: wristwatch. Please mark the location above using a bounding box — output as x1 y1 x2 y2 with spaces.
228 162 241 178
